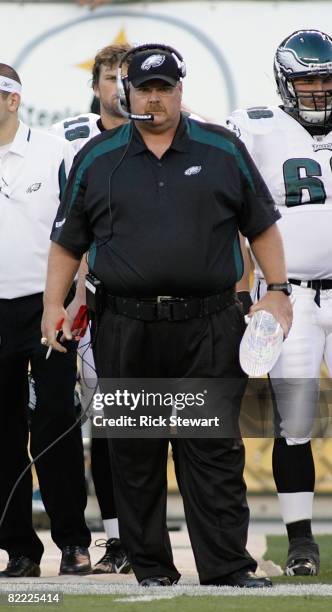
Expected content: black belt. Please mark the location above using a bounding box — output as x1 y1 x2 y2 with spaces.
105 289 236 322
289 278 332 307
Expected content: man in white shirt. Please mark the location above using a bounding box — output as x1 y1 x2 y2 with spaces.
0 64 91 578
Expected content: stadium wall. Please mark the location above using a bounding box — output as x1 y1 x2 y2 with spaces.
0 1 331 126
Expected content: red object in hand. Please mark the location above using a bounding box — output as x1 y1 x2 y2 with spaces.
56 318 64 331
71 305 89 339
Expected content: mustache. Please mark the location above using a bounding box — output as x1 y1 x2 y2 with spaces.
144 105 166 112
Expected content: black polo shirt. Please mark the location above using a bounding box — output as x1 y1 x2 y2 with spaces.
51 115 280 297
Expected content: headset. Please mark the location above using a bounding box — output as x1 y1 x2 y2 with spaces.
116 43 186 121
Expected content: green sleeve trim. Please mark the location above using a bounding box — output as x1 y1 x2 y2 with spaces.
88 242 97 269
68 123 131 212
187 120 255 193
233 234 244 281
58 159 67 201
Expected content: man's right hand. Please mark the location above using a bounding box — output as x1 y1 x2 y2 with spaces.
41 304 73 353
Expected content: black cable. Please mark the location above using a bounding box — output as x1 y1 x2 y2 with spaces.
96 123 134 249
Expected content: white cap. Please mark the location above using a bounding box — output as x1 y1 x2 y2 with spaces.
240 310 284 377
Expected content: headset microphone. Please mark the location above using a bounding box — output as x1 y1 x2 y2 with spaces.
116 99 154 121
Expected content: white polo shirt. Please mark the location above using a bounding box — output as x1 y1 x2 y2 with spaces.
0 121 74 299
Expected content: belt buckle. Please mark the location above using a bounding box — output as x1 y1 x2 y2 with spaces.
157 296 173 320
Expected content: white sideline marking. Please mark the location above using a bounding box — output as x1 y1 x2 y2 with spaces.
117 594 179 602
0 584 332 597
115 585 332 600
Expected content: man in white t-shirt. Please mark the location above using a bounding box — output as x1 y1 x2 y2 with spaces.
0 64 91 578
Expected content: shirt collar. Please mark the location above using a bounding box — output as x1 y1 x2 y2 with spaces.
8 121 31 157
128 113 191 157
170 114 191 152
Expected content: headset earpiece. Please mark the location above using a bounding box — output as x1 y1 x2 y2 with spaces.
171 52 186 79
122 76 130 111
116 67 128 110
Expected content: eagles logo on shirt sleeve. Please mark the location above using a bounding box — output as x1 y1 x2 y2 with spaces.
226 119 241 139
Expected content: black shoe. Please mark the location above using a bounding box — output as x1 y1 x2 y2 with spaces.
59 546 91 575
285 536 320 576
140 576 174 587
0 556 40 578
92 538 132 574
208 569 272 588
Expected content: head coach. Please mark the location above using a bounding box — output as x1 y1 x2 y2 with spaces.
42 44 292 587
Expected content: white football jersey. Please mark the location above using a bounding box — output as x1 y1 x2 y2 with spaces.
227 106 332 279
50 113 102 154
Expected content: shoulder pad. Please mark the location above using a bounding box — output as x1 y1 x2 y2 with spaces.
247 107 274 120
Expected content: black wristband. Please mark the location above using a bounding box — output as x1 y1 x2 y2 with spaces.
237 291 253 315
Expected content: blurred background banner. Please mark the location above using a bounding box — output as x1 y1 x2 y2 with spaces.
0 1 331 126
167 440 332 493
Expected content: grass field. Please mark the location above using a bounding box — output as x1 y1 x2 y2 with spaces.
52 595 332 611
1 535 332 612
1 594 332 612
264 534 332 584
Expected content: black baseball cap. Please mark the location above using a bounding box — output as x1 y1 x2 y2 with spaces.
127 50 180 87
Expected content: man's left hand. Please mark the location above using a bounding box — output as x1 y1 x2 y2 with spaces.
249 291 293 338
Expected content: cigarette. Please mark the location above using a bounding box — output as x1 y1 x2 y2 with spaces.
46 346 53 360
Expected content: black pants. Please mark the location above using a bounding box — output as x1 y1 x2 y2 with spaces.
90 437 117 520
94 301 256 583
0 293 91 564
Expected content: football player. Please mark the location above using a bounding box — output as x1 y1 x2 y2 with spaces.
52 43 130 149
51 43 132 575
227 29 332 576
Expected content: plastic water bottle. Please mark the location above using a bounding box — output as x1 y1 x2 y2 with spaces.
240 310 284 377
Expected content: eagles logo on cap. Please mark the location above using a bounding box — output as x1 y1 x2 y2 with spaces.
128 50 181 87
141 54 166 71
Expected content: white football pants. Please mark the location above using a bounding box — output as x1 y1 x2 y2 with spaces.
252 279 332 444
